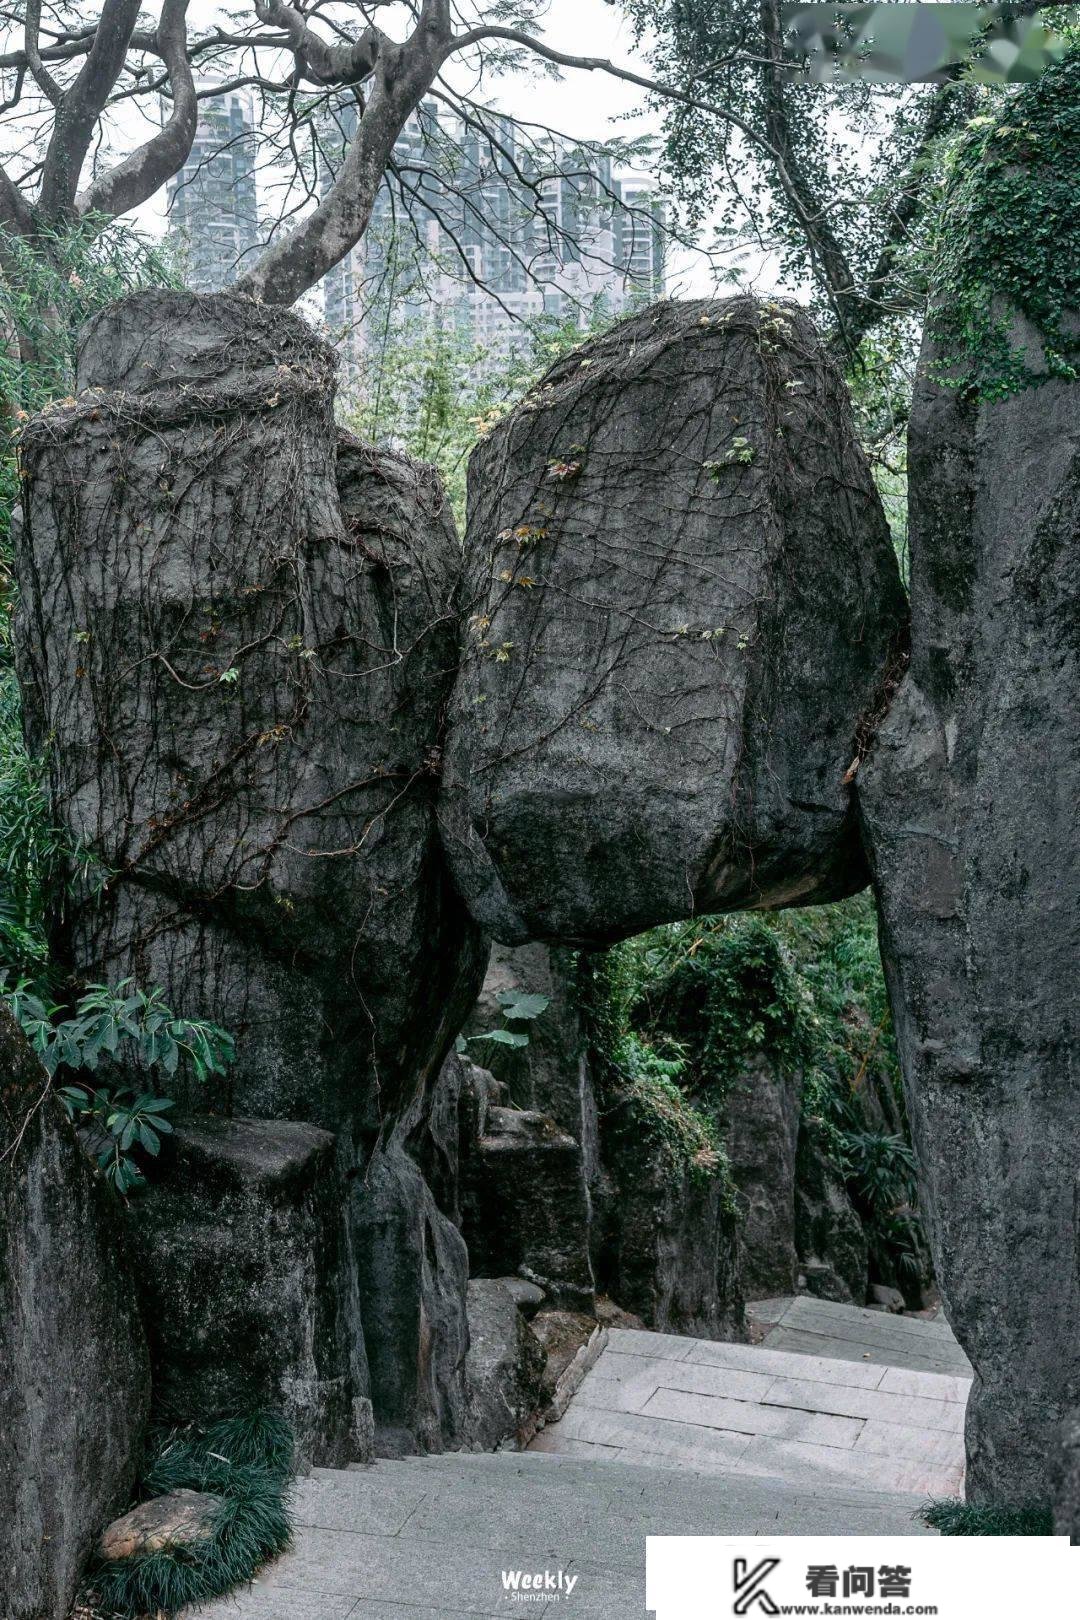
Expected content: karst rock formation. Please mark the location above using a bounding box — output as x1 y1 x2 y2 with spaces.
859 328 1080 1504
441 298 908 944
9 278 1076 1567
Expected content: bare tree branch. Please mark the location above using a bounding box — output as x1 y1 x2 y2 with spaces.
76 0 197 219
39 0 142 218
239 0 455 303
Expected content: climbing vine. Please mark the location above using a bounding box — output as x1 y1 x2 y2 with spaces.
928 47 1080 401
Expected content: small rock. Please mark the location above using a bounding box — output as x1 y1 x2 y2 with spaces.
868 1284 906 1314
500 1277 546 1313
99 1489 222 1560
595 1296 646 1332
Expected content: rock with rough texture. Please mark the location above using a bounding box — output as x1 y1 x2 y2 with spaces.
464 1279 546 1450
0 1006 150 1620
15 289 485 1136
1051 1410 1080 1544
859 338 1080 1503
593 1106 744 1339
460 1106 596 1308
465 942 600 1188
352 1141 472 1456
531 1308 605 1419
724 1056 803 1298
130 1117 369 1468
442 296 908 945
14 289 487 1458
793 1119 869 1305
99 1489 221 1560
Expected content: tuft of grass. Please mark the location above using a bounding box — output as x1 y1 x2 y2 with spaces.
84 1410 294 1617
920 1497 1054 1536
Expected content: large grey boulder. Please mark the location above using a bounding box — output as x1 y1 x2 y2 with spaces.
130 1117 369 1468
464 1278 546 1450
460 1105 596 1308
441 296 908 945
793 1119 869 1305
14 290 487 1455
0 1006 150 1620
593 1096 744 1340
859 342 1080 1502
352 1141 472 1456
15 289 485 1136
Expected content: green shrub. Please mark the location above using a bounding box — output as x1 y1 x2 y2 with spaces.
920 1498 1054 1536
929 47 1080 401
579 895 929 1288
85 1411 294 1617
2 977 234 1194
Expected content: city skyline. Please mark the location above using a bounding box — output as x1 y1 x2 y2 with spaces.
166 88 667 382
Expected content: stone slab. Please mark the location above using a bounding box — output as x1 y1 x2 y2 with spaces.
762 1375 965 1433
642 1385 865 1449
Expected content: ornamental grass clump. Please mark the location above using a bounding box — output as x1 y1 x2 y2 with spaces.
85 1410 294 1617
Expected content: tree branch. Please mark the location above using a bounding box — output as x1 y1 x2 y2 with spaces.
252 0 384 85
39 0 142 220
24 0 64 107
239 0 454 304
76 0 197 220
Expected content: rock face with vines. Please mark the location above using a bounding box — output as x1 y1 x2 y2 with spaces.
440 296 908 944
14 289 488 1463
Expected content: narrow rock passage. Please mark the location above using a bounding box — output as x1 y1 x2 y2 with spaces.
188 1302 963 1619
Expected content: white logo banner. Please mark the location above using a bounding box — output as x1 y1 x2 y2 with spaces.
647 1535 1078 1619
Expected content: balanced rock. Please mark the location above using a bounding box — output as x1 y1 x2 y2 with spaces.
441 296 908 945
100 1488 221 1560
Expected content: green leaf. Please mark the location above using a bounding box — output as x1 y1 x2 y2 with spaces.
473 1028 529 1048
495 991 550 1022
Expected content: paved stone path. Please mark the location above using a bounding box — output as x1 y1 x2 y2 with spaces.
532 1318 970 1499
752 1294 973 1377
188 1302 969 1620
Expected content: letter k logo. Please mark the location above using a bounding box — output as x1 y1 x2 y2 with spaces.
733 1557 781 1615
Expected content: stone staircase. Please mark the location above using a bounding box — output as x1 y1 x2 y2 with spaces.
190 1301 970 1620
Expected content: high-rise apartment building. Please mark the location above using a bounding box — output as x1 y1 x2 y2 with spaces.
169 92 666 368
166 87 259 292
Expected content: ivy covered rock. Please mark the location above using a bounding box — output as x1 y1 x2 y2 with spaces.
14 289 487 1456
15 289 485 1137
0 1004 149 1620
441 295 908 945
859 80 1080 1502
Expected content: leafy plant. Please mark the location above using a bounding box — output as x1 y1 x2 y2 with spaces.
456 989 550 1055
928 47 1080 400
84 1410 294 1616
2 978 234 1194
580 894 931 1293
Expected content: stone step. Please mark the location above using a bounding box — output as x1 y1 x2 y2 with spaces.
529 1315 969 1499
357 1448 932 1517
185 1306 961 1619
184 1452 932 1620
760 1295 973 1376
